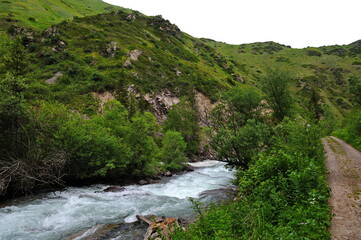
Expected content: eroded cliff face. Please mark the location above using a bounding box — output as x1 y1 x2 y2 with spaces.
144 90 180 123
93 88 217 159
93 89 216 126
195 91 217 127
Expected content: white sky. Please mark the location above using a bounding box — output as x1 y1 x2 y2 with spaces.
103 0 361 48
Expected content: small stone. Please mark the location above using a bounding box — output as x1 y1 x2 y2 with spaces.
123 59 132 68
102 186 125 192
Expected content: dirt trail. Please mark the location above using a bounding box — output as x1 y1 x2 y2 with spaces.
323 136 361 240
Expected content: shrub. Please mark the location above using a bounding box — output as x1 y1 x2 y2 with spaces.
160 131 187 171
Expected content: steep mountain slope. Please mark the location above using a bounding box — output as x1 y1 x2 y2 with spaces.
0 10 242 117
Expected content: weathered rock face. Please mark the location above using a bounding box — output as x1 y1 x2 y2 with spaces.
45 71 63 84
195 91 216 127
144 90 180 123
194 91 218 159
148 15 181 37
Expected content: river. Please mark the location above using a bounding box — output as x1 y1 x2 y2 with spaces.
0 160 235 240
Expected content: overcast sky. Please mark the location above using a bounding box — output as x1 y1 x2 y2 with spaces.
103 0 360 49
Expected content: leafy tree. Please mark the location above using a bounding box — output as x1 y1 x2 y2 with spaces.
261 68 293 122
160 131 187 171
164 98 200 157
210 85 269 168
0 74 28 157
94 100 159 178
125 112 159 177
60 117 131 179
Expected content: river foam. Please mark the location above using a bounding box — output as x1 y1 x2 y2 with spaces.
0 161 234 240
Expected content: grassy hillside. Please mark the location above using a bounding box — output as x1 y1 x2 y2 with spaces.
203 40 361 117
0 11 241 115
0 0 123 29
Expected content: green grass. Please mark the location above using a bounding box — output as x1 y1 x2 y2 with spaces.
0 0 125 29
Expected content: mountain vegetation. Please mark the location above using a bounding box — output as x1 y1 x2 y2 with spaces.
0 0 360 239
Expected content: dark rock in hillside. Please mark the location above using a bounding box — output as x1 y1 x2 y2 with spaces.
52 41 66 52
102 41 117 57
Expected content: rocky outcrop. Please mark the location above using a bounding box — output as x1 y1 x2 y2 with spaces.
102 41 117 57
52 41 66 52
128 49 142 61
195 91 216 127
44 26 58 38
144 90 180 123
123 49 142 68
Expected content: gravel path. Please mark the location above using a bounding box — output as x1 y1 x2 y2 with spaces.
323 136 361 240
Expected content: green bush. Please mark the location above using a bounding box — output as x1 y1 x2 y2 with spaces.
334 109 361 150
160 130 187 171
173 120 330 240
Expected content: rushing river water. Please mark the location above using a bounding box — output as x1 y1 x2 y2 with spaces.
0 160 234 240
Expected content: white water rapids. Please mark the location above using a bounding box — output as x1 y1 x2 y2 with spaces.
0 160 234 240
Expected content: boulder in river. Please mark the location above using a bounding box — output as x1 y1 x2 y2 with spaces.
138 180 148 185
95 186 125 193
